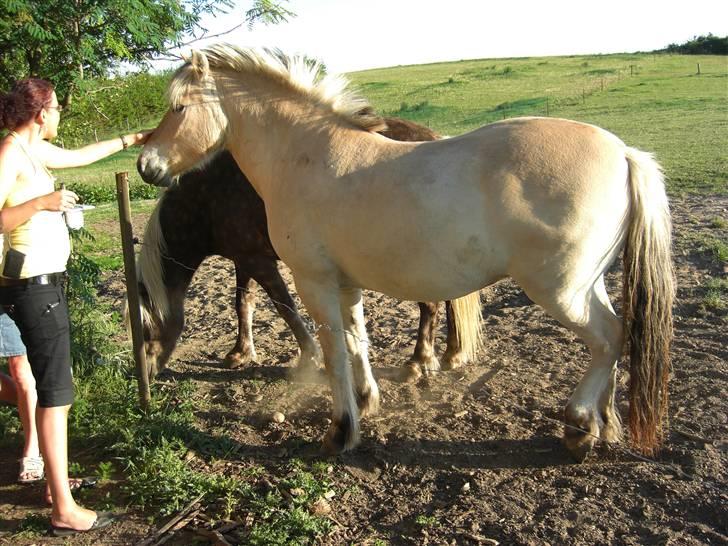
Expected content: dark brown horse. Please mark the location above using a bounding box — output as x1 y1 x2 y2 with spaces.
135 118 466 380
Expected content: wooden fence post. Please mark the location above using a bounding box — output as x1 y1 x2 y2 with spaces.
697 63 701 75
116 171 151 410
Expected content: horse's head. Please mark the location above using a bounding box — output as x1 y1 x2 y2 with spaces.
138 50 228 186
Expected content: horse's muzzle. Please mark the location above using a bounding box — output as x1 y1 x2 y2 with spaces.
137 155 174 187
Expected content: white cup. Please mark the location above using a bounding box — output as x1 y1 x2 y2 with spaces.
64 204 95 230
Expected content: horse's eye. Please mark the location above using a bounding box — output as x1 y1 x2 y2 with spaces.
172 104 186 114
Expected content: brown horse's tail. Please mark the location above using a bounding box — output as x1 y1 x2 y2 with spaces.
450 291 483 362
623 147 675 455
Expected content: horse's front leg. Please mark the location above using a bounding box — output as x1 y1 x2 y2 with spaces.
295 278 359 453
224 266 256 368
442 300 468 369
340 288 379 417
404 302 441 381
252 261 322 373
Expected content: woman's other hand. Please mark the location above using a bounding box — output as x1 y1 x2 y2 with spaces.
39 189 78 212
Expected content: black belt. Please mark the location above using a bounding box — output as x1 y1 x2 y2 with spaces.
0 272 66 287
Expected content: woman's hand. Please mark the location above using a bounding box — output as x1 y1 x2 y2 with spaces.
124 130 154 147
38 189 79 212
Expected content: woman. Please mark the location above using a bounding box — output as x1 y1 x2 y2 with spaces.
0 78 151 536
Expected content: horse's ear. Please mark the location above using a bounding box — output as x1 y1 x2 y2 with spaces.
190 50 209 75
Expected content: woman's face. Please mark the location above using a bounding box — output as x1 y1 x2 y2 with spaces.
41 91 61 140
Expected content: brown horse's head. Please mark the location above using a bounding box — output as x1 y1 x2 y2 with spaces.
138 50 228 186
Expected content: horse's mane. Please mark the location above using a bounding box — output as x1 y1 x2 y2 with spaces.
172 44 386 132
137 196 170 326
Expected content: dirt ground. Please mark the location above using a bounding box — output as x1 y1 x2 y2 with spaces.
1 194 726 545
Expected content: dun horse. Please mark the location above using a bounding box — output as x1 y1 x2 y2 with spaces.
135 118 466 380
138 46 674 460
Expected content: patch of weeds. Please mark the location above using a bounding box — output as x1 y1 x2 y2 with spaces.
709 216 726 229
239 459 334 545
702 278 728 310
415 514 440 527
96 461 115 481
709 239 728 264
246 504 331 546
0 403 20 441
12 513 47 538
68 461 86 475
281 459 333 503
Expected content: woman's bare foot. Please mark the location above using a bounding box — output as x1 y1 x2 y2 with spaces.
50 505 99 532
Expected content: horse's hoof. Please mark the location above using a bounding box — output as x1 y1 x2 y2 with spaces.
224 350 256 369
400 362 423 383
356 388 380 418
442 352 468 370
563 415 599 462
563 429 596 463
297 347 323 370
321 414 358 454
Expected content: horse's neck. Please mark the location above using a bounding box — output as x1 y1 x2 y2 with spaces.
226 104 372 193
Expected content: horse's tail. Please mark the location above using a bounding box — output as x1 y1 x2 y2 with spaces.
450 291 483 362
135 197 170 327
623 147 675 455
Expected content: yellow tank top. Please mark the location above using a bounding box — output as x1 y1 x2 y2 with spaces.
0 132 70 278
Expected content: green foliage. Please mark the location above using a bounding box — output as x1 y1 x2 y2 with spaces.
664 34 728 55
703 278 727 311
0 0 293 102
12 513 47 538
96 460 115 482
66 363 332 541
57 71 171 148
415 514 440 527
66 227 120 375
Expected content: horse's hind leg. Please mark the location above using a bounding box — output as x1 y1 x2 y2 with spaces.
224 266 256 368
252 261 321 373
518 274 623 462
404 302 441 382
442 300 468 370
340 288 380 417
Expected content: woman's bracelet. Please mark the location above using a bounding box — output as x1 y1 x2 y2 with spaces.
120 135 128 149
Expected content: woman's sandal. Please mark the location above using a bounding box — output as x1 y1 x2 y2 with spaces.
18 456 44 483
49 511 116 537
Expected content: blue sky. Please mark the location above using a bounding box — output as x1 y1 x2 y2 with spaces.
160 0 728 74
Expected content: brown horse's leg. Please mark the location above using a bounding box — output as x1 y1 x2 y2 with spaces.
251 261 321 373
442 300 468 369
224 266 256 368
403 302 441 382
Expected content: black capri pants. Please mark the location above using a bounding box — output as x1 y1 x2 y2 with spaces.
0 281 73 407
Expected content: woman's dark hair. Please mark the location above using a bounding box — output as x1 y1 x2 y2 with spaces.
0 78 55 130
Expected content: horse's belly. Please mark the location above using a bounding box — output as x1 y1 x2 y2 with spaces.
334 231 508 301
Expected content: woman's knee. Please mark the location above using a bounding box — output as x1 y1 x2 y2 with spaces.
8 355 35 390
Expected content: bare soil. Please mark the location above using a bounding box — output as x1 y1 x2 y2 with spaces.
1 194 726 545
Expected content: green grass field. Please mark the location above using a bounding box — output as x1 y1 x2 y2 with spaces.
349 53 727 194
